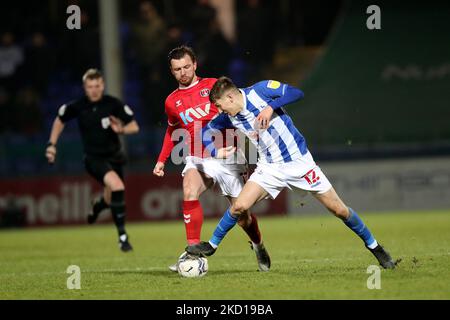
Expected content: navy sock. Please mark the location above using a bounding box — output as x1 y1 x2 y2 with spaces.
210 209 238 247
93 197 109 214
110 190 126 237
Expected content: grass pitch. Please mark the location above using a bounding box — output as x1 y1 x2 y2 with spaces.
0 210 449 299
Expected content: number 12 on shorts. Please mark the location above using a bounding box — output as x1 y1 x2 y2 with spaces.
303 168 320 186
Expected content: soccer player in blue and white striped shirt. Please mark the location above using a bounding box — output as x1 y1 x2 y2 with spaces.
186 77 397 270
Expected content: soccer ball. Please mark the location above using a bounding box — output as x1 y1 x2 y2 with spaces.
177 255 208 278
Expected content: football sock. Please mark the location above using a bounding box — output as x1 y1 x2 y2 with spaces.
209 208 238 248
242 213 262 245
344 207 378 249
183 200 204 245
93 197 109 214
110 190 127 237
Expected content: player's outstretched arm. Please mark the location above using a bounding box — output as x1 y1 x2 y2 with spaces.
122 119 140 135
46 117 65 164
263 82 304 110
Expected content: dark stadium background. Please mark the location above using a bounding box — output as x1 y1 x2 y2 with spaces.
1 0 449 227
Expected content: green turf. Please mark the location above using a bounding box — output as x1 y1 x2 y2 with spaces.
0 210 449 299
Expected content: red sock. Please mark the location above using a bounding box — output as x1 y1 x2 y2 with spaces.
183 200 203 245
243 213 262 245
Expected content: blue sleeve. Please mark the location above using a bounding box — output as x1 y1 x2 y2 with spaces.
255 80 304 110
202 113 234 158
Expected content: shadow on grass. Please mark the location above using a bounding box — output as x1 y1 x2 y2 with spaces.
208 269 260 276
90 269 258 277
90 270 175 276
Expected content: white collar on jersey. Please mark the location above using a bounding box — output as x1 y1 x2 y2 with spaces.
238 89 247 113
178 79 200 90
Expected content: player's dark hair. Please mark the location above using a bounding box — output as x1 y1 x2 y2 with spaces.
82 68 103 83
209 76 238 103
167 45 197 66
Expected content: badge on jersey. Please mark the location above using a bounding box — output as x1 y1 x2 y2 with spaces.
267 80 281 89
101 117 111 129
200 88 210 97
58 104 67 116
124 105 133 116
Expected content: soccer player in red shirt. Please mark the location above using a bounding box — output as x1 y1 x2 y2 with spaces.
153 46 270 272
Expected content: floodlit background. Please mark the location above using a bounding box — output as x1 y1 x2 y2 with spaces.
0 0 449 300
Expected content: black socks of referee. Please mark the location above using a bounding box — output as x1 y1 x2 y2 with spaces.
93 197 109 214
110 190 127 237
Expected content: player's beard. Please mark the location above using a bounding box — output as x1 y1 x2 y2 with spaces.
179 74 195 87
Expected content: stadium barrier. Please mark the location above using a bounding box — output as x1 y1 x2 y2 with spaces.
0 173 287 227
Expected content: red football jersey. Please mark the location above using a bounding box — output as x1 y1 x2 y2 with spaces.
159 78 219 161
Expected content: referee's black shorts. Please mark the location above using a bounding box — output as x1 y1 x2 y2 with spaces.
84 151 127 185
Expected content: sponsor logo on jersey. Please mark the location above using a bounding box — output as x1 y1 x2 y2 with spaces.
267 80 281 89
200 88 210 97
175 100 182 107
179 103 211 125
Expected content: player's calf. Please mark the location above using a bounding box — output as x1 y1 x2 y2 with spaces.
237 211 251 228
87 197 109 224
183 200 204 245
109 190 132 252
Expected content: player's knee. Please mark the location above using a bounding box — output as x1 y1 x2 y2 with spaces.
110 182 124 192
106 178 124 192
231 201 248 215
183 184 200 201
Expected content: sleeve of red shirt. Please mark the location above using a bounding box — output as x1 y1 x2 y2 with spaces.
157 125 177 163
157 99 180 164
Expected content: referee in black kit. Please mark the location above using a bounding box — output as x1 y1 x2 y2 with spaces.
45 69 139 252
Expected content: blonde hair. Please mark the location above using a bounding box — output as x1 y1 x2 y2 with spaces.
82 68 103 83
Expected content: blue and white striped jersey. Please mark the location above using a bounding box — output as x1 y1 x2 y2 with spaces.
203 80 308 164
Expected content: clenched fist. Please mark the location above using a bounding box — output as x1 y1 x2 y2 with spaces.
46 144 57 164
153 161 165 177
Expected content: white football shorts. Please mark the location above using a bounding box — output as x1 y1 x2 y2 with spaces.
182 156 247 198
248 151 332 199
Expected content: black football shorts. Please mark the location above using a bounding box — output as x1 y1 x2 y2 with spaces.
84 152 126 185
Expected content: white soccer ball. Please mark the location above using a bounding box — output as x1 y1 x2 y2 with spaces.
177 255 208 278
